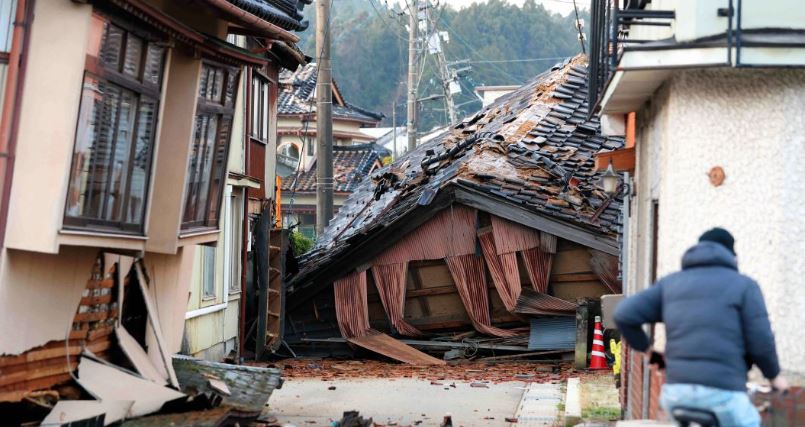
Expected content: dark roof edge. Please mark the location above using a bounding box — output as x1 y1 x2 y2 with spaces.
345 102 385 121
452 185 619 255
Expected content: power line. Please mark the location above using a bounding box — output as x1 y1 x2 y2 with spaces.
368 0 410 42
466 56 567 64
436 16 525 84
572 0 586 54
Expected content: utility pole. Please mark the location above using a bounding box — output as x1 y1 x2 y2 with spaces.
391 100 397 160
406 0 418 152
315 0 333 235
433 39 457 124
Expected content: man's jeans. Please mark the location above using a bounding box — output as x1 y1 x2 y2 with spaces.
661 383 760 427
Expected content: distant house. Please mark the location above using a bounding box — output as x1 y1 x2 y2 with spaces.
587 0 805 419
475 85 519 107
284 57 625 364
281 143 388 238
277 62 384 235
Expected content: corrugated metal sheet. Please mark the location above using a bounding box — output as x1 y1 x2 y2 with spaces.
515 288 577 315
373 206 477 265
528 317 576 350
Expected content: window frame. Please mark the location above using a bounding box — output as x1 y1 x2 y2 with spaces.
63 12 166 234
226 187 242 294
250 72 270 144
201 244 217 300
181 60 240 231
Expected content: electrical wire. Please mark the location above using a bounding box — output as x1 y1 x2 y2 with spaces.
572 0 586 54
465 56 567 64
368 0 410 43
436 16 526 84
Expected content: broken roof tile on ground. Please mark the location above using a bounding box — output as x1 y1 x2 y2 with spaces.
291 56 624 288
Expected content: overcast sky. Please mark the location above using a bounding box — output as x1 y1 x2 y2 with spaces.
387 0 583 17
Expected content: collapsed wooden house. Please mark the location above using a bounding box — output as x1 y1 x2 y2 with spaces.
283 57 624 364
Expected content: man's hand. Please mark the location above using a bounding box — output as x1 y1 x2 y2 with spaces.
645 346 665 370
649 350 666 370
771 376 789 393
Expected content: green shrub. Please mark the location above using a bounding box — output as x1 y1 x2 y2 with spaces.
290 230 314 255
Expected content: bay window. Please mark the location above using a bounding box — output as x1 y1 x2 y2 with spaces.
181 62 240 230
64 14 165 233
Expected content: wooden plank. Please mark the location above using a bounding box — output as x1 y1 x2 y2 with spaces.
87 326 114 341
0 373 72 402
73 309 118 323
0 338 110 368
348 332 445 365
85 279 115 289
0 356 78 386
550 273 599 283
410 271 437 317
453 187 619 255
79 294 114 306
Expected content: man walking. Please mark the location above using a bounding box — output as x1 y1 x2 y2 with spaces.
614 228 788 426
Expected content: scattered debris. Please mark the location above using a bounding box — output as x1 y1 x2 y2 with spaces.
270 359 583 384
334 410 373 427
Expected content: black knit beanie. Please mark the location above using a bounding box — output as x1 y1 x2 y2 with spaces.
699 227 735 255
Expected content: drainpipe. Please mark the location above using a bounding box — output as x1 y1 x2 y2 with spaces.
239 66 253 361
0 0 32 248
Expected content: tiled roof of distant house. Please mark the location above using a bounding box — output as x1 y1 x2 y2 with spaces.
281 143 389 194
278 63 384 123
290 56 625 287
226 0 311 31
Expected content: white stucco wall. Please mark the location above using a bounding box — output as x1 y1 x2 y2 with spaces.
631 68 805 379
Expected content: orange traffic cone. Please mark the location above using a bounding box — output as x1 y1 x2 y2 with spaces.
589 315 608 370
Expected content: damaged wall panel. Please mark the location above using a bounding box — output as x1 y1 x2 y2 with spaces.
141 248 194 381
0 246 99 356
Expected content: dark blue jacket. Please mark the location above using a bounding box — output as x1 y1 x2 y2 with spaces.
614 242 780 391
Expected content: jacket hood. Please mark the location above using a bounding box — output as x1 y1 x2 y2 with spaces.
681 241 738 270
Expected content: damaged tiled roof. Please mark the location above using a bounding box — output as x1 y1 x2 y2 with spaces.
291 56 623 286
282 143 389 193
279 63 385 123
225 0 310 31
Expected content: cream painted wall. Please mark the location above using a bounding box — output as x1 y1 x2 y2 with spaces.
146 51 202 254
629 68 805 379
5 0 92 253
0 246 98 355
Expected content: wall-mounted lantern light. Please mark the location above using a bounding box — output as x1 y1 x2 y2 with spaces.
600 160 620 196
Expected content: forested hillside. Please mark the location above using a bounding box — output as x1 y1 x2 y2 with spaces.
297 0 586 131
